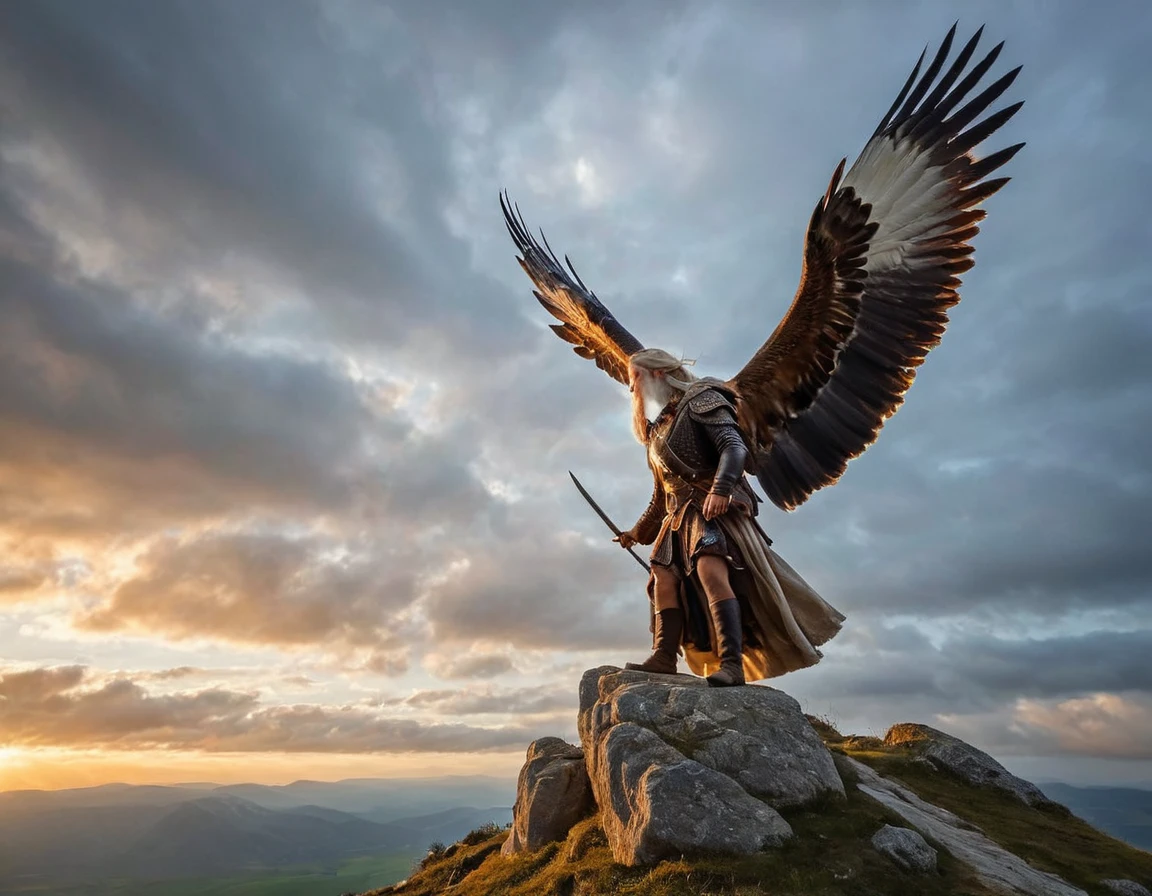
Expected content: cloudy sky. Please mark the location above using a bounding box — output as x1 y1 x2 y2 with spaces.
1 0 1149 792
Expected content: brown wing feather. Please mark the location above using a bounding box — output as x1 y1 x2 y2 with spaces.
729 24 1025 510
733 159 877 449
501 192 643 385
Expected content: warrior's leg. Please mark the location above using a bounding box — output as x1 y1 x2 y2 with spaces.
624 564 682 674
696 554 745 687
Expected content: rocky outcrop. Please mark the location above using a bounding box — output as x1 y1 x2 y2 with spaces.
871 824 937 872
580 667 844 807
1101 882 1152 896
846 755 1087 896
501 737 594 856
576 666 843 865
386 668 1150 896
884 723 1053 808
583 717 793 865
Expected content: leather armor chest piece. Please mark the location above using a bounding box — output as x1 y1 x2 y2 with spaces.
648 400 720 486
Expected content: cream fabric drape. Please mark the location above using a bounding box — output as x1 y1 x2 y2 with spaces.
681 513 845 681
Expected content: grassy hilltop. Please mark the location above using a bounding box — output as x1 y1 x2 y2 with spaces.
364 720 1152 896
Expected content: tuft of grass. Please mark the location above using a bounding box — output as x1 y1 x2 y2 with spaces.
363 723 1152 896
804 713 843 743
462 821 506 847
360 756 1001 896
836 742 1152 896
560 815 610 863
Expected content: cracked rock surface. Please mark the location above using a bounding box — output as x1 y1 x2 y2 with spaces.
577 666 842 865
846 755 1086 896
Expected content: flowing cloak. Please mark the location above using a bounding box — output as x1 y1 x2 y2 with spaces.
683 515 845 681
642 379 845 681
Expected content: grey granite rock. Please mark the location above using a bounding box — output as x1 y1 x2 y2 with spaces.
1101 881 1152 896
871 824 937 872
592 721 792 865
846 756 1086 896
577 666 846 865
580 667 844 809
884 723 1053 807
501 737 594 856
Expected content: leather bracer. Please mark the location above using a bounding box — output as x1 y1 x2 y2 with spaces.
687 397 749 499
701 415 748 497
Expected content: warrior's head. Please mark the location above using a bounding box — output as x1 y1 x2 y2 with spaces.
628 348 698 443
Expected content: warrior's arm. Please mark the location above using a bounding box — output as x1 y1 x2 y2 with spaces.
699 412 749 499
631 475 665 545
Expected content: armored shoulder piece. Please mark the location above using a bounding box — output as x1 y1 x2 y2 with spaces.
686 388 738 426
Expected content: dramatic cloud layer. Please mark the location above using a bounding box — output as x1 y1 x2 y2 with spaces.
0 665 551 752
0 0 1149 785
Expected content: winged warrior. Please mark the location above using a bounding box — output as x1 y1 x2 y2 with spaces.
502 25 1024 687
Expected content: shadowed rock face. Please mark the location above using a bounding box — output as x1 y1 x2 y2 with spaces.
576 666 844 865
871 824 937 873
501 737 593 856
884 723 1055 808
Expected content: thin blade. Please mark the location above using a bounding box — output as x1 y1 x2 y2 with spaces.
569 471 624 535
569 471 651 573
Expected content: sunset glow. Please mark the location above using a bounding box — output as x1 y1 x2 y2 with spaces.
0 747 524 792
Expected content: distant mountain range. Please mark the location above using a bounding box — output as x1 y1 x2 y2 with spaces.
1039 782 1152 851
0 774 514 819
0 777 514 888
3 775 1146 890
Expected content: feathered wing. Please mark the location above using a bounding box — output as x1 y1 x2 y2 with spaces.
501 191 644 385
730 24 1025 511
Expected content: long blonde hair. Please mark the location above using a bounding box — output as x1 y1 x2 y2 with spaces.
629 348 697 389
629 349 697 443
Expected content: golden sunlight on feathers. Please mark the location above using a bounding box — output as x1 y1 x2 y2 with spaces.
500 191 644 386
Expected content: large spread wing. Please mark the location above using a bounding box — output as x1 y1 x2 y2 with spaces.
501 191 643 385
730 24 1024 511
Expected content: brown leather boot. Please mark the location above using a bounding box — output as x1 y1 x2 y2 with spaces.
706 598 745 687
625 607 683 674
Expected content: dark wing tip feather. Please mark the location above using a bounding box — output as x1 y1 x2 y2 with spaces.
564 254 589 291
951 100 1025 155
501 193 644 384
876 26 1022 155
894 23 956 123
914 27 982 126
873 45 927 138
965 141 1025 180
944 64 1023 136
959 176 1012 207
